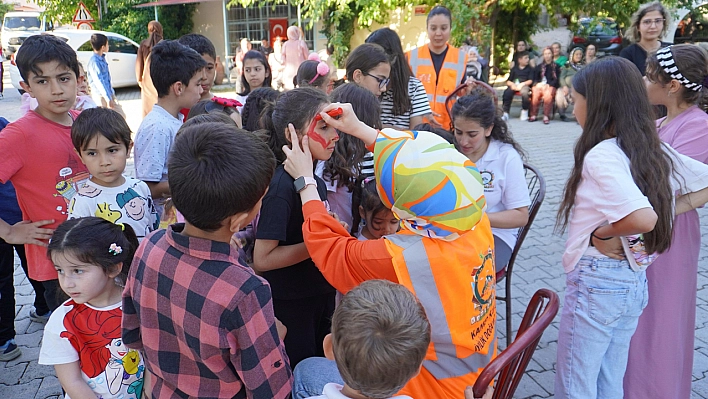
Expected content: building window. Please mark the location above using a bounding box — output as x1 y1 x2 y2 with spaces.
226 3 313 54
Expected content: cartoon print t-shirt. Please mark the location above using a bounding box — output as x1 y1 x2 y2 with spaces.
39 300 146 399
0 110 90 280
68 177 159 240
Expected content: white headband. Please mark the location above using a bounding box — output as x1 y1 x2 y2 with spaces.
656 46 703 92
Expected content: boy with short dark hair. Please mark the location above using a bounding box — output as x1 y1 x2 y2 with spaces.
86 33 117 109
0 34 89 313
303 279 431 399
133 40 206 217
177 34 217 101
502 50 534 121
123 122 292 398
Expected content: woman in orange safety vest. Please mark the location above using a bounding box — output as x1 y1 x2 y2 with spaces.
406 6 468 130
283 103 496 399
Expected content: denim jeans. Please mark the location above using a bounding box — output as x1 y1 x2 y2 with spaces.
292 357 344 399
555 256 648 399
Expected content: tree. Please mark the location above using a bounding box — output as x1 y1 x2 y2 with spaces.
33 0 195 42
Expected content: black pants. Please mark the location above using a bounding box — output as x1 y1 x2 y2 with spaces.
0 238 50 345
272 292 336 369
502 86 530 113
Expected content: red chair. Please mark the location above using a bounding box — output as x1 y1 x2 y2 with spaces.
471 288 559 399
496 164 546 348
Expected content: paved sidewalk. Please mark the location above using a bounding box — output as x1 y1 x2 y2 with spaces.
2 73 708 398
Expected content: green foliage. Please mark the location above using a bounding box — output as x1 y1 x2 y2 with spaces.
34 0 195 42
492 6 539 70
0 3 14 22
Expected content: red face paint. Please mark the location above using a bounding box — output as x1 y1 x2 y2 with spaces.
306 107 342 149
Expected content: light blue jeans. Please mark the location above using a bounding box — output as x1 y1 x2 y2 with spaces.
555 256 648 399
292 357 344 398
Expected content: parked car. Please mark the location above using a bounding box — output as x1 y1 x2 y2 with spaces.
10 29 139 94
2 11 54 60
570 18 624 57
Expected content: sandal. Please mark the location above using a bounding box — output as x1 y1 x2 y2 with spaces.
543 116 550 124
528 116 537 122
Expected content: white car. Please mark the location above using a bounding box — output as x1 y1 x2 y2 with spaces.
10 29 139 93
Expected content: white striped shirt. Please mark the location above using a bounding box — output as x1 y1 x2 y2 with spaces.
380 77 432 130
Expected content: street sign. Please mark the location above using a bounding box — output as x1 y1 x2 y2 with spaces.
72 2 95 24
77 22 93 30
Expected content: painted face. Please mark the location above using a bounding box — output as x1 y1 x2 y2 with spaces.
357 62 391 97
426 14 451 51
22 60 77 123
362 208 400 239
200 54 216 97
106 338 128 359
243 58 268 91
571 88 587 128
639 10 664 41
305 105 340 161
125 197 147 220
53 251 119 308
454 117 492 161
78 134 129 188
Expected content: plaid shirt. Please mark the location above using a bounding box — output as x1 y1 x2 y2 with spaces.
122 224 292 398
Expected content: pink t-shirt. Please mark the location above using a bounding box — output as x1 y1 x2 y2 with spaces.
0 110 89 280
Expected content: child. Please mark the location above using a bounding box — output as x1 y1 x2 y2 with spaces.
345 43 391 98
254 88 339 368
241 87 279 131
133 40 206 218
294 280 431 399
68 108 159 239
20 62 96 115
283 103 496 399
235 50 271 113
122 122 292 398
350 177 399 240
553 57 708 398
0 34 89 312
186 97 242 127
530 47 560 124
177 33 218 120
86 33 120 113
501 50 533 121
316 83 381 227
39 217 146 399
295 56 331 93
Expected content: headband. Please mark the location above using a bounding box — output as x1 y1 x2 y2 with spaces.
656 46 703 92
309 61 330 84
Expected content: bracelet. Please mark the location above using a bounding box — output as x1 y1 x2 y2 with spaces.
591 227 613 241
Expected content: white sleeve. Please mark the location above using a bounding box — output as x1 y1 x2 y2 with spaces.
500 150 531 210
584 145 652 223
68 193 94 219
135 127 170 182
38 307 80 366
409 78 432 117
665 144 708 194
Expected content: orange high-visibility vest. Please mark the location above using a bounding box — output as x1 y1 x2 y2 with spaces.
406 44 467 130
384 215 497 399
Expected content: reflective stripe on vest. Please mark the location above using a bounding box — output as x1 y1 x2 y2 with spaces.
386 234 495 379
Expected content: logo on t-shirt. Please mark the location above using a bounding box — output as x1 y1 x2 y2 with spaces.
480 170 495 191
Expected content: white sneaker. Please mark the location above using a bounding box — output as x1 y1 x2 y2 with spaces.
520 109 529 121
502 112 509 121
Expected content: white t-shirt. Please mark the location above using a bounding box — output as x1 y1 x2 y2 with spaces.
475 140 530 249
68 177 159 240
563 138 708 272
39 300 146 399
315 154 376 229
380 77 432 130
235 93 248 114
306 383 413 399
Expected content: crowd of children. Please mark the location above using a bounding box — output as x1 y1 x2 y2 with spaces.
2 8 708 399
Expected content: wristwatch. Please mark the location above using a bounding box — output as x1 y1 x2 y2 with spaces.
294 176 317 193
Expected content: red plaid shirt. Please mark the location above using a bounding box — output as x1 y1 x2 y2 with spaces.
122 224 292 398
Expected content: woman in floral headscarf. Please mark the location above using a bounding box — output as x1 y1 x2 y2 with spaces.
283 103 496 399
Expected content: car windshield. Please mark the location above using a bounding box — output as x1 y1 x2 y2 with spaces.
578 21 618 36
4 16 41 31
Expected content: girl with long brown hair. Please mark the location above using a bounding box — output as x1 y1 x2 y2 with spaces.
554 56 708 398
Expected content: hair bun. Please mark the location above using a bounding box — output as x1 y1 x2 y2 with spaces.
317 61 330 76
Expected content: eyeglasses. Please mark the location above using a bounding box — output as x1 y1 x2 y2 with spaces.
365 73 390 89
641 18 665 27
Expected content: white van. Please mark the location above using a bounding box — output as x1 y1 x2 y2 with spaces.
2 11 54 59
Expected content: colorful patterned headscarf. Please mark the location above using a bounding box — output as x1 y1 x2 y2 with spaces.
374 129 487 240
